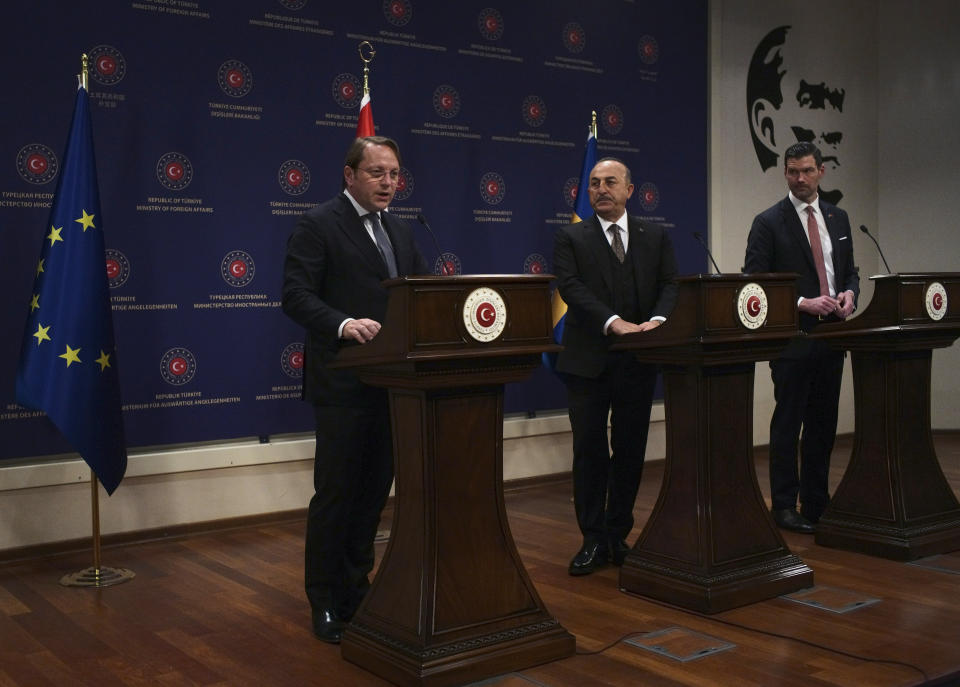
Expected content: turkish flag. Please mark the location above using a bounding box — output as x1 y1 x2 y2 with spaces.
356 92 374 137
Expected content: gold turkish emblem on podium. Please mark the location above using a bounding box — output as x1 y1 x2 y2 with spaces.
925 282 948 321
736 282 768 329
462 287 507 342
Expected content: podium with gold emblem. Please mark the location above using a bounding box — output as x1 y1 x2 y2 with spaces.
332 274 575 687
811 273 960 559
611 273 814 613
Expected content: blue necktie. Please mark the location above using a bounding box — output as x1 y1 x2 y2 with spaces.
368 213 397 278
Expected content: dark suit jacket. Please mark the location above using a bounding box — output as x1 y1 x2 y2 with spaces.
553 214 678 379
282 192 428 405
744 196 860 334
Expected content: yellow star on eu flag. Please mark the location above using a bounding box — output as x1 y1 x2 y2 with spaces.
75 209 96 232
33 323 52 345
30 294 40 312
36 258 44 276
59 345 81 367
47 225 64 246
95 350 112 371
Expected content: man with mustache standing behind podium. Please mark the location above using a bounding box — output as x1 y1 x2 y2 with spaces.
282 136 427 643
553 157 678 576
744 141 859 535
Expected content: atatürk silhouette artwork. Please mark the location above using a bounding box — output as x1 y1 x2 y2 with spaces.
747 25 846 205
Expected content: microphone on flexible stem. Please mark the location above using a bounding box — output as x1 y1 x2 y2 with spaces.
859 225 893 274
693 231 721 274
416 213 449 275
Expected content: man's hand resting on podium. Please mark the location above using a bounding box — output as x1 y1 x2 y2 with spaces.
342 318 382 343
607 318 663 335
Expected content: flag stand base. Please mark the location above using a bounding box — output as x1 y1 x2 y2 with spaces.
60 566 135 587
59 472 134 589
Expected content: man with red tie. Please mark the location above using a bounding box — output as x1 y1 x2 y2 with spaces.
744 142 859 534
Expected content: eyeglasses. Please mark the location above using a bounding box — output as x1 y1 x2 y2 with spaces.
358 167 400 182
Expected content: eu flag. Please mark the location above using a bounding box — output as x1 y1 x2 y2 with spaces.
15 82 127 494
544 119 597 369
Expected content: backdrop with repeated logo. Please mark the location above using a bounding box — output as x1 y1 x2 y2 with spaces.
0 0 707 461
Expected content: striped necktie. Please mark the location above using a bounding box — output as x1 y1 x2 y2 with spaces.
368 213 397 278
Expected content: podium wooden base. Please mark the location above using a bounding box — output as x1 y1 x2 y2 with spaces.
620 555 813 614
620 363 813 613
342 621 574 687
815 520 960 561
816 349 960 560
341 383 574 687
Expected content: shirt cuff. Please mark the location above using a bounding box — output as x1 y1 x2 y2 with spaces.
338 318 353 339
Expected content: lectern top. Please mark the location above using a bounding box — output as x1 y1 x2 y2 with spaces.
331 273 559 372
383 273 554 287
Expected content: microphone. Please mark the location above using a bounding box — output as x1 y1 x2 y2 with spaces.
859 225 892 274
416 213 450 275
693 232 721 274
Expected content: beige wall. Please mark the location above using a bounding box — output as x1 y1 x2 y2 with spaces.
711 0 959 436
877 1 960 428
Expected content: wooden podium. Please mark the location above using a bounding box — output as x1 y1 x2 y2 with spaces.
610 274 813 613
331 275 574 687
811 273 960 560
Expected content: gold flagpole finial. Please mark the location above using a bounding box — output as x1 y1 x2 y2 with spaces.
590 110 597 139
358 41 375 96
80 53 89 91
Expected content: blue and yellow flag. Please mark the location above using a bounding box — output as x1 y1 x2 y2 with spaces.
544 116 597 369
15 80 127 494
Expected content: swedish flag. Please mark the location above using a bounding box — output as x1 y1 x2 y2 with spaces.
544 116 597 369
15 81 127 494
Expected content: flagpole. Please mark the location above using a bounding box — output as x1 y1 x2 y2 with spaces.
358 40 375 96
92 470 100 571
357 42 385 543
355 41 376 137
57 54 134 588
60 471 135 587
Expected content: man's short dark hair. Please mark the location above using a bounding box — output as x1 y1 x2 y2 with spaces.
342 136 402 189
593 156 632 184
783 142 822 167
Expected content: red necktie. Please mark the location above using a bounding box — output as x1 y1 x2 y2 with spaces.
806 206 829 297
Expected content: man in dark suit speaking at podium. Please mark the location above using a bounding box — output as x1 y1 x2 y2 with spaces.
282 136 427 643
553 157 678 576
744 141 859 535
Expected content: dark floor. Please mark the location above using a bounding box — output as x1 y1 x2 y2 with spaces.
1 433 958 686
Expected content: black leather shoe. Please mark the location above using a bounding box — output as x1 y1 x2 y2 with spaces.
610 539 631 566
312 608 345 643
568 542 608 576
800 506 822 524
772 508 815 534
